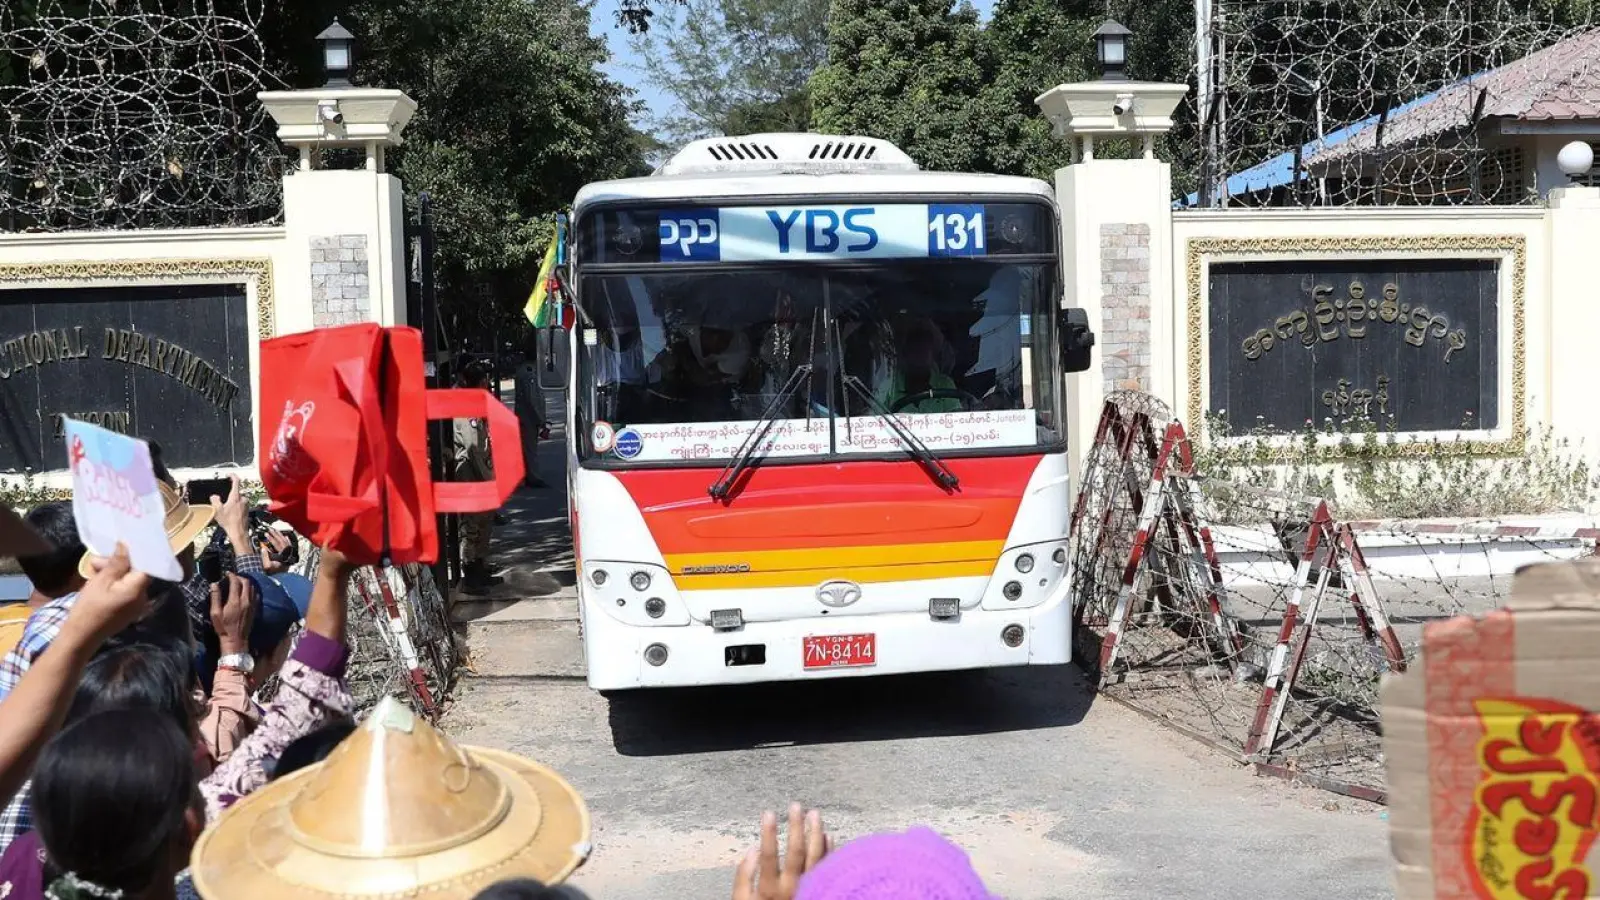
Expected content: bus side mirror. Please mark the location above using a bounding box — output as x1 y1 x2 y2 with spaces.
1059 307 1095 374
536 325 570 392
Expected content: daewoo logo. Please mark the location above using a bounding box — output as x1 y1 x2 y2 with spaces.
816 580 862 608
681 563 751 575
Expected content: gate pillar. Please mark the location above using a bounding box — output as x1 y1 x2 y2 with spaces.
259 88 418 334
1037 80 1187 488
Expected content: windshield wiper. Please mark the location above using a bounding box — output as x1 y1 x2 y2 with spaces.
709 363 814 501
839 375 960 491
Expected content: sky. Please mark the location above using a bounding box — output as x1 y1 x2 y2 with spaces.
591 0 1000 134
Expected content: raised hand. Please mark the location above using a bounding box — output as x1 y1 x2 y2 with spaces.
210 572 259 656
211 475 248 548
60 544 152 648
258 527 293 574
732 803 830 900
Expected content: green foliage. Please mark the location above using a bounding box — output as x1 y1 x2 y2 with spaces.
980 0 1193 181
809 0 1002 172
0 472 62 513
633 0 829 144
1196 412 1600 521
337 0 643 344
806 0 1194 179
4 0 646 344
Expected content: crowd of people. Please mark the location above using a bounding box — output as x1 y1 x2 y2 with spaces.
0 436 1002 898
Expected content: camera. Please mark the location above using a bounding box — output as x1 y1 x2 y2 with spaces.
1112 95 1134 116
196 506 299 583
318 100 345 126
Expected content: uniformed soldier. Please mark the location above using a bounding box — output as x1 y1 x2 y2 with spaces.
454 361 503 595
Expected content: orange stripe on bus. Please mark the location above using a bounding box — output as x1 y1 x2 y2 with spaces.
675 558 995 591
666 539 1003 575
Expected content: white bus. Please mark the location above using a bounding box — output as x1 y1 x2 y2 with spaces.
540 133 1095 691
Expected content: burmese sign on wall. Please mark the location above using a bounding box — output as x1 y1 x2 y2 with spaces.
1207 258 1500 434
0 282 255 470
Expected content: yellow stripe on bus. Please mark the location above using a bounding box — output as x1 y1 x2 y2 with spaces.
666 540 1004 575
674 558 996 591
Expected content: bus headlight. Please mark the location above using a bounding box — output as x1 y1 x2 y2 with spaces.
591 569 609 587
1015 553 1035 574
630 570 652 592
644 597 666 619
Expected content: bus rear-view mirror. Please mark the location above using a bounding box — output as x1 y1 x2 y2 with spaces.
537 325 570 392
1059 307 1095 374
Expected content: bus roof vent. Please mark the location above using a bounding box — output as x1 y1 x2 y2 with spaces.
655 133 921 176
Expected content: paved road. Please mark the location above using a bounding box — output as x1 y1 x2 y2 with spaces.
446 669 1392 900
446 397 1394 899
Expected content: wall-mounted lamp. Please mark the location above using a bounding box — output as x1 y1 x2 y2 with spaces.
1093 21 1132 82
316 19 356 88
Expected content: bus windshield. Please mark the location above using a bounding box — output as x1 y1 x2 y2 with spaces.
575 260 1062 465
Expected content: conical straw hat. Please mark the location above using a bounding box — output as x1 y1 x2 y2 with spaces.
190 697 591 898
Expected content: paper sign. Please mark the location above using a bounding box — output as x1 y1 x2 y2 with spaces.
64 418 182 580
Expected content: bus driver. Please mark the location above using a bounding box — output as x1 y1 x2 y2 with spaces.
881 318 962 414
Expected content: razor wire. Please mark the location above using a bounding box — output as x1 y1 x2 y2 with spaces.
257 542 459 722
0 0 288 231
1073 395 1600 800
1186 1 1600 207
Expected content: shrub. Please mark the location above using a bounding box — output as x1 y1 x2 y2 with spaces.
1195 411 1600 520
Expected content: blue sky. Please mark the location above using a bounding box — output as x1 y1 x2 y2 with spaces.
591 0 1000 131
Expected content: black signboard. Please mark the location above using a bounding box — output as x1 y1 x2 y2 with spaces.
1208 259 1499 433
0 283 254 471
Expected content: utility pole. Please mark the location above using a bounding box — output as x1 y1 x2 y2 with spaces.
1196 0 1221 207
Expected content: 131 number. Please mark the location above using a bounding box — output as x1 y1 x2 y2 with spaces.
929 211 985 253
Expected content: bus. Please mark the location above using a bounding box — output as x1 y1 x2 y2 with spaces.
541 133 1095 692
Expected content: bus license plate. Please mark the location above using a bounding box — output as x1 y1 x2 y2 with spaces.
803 634 876 669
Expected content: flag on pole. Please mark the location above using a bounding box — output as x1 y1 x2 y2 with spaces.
523 239 559 327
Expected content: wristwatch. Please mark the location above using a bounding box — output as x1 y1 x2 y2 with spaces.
217 653 255 674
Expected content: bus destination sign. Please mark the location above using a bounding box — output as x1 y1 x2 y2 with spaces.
581 202 1053 264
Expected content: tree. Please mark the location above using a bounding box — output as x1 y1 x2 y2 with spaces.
238 0 644 340
338 0 643 342
981 0 1193 181
633 0 829 144
809 0 1001 172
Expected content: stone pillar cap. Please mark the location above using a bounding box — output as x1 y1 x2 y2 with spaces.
1035 81 1189 139
258 87 417 150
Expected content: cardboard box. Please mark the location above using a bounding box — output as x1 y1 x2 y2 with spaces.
1382 558 1600 899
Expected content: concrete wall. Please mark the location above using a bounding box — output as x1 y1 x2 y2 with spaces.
1056 149 1600 478
0 166 408 488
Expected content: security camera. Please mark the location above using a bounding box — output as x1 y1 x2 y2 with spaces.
318 100 344 126
1112 95 1135 116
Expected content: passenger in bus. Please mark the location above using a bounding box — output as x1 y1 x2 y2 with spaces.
594 324 649 423
646 309 759 422
881 318 963 414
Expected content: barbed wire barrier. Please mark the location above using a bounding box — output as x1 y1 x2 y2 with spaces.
1072 396 1600 800
0 0 286 231
258 544 458 722
1071 400 1402 800
1188 1 1600 208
